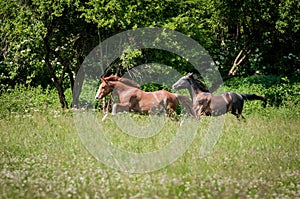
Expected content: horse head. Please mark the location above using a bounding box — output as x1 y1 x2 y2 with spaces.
172 73 194 90
172 73 209 92
95 78 114 100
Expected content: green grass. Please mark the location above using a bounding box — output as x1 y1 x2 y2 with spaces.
1 105 299 198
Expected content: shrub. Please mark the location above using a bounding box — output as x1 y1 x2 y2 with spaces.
223 75 300 108
0 85 62 118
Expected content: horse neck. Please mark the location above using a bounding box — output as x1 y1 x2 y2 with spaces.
110 81 137 98
188 81 206 103
119 77 140 88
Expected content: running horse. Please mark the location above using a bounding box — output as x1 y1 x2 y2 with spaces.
172 73 266 119
95 75 196 117
95 75 140 113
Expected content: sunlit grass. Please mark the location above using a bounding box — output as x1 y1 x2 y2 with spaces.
0 106 299 198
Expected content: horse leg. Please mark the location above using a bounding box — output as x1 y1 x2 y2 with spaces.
196 104 205 119
199 99 210 117
232 104 246 121
112 103 130 115
166 102 178 119
102 98 106 113
236 112 246 120
238 108 246 121
149 104 165 115
112 104 118 115
231 106 239 118
238 101 246 121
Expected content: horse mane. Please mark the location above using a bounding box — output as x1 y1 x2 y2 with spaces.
104 75 140 88
188 74 209 92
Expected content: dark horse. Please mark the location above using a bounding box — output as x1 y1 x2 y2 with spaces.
95 75 196 117
172 73 266 119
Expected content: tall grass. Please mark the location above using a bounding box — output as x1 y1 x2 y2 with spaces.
0 78 299 198
1 109 299 198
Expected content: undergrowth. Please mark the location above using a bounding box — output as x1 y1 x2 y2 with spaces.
1 75 300 119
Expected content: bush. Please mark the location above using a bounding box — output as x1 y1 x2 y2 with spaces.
0 85 62 118
1 75 299 119
223 75 300 108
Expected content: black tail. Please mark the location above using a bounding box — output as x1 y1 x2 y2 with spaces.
241 94 266 102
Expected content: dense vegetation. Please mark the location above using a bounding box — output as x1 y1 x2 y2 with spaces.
1 1 299 197
1 0 299 107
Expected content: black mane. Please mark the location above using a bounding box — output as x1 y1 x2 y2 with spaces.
189 76 209 92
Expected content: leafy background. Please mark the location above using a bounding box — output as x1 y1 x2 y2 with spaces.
1 0 299 108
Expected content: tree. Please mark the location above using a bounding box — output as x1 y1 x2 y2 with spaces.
80 0 216 75
1 0 299 109
208 0 300 78
1 0 99 108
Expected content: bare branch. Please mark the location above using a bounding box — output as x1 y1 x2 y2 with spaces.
229 48 252 76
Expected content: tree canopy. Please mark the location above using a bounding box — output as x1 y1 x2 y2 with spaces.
1 0 299 107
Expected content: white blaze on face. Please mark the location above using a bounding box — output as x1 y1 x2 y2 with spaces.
95 84 103 100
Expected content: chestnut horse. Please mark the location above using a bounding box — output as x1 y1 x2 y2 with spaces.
95 75 195 117
172 73 266 119
95 75 140 112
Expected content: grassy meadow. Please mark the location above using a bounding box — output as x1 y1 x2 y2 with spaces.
1 81 300 198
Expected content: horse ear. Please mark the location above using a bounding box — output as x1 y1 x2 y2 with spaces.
192 73 198 79
101 78 107 84
101 78 113 86
186 72 193 78
186 72 197 79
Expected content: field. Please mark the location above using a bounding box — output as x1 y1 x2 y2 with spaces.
1 80 300 198
1 103 299 198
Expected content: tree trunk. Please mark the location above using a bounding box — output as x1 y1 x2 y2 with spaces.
43 32 69 109
72 65 84 109
55 82 68 109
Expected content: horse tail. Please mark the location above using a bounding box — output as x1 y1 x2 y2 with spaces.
174 94 196 117
241 94 266 102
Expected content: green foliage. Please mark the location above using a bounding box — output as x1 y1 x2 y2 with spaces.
223 75 300 110
0 85 72 119
0 0 48 87
209 0 300 77
0 0 99 107
77 78 99 108
276 0 300 33
141 83 169 92
1 0 299 107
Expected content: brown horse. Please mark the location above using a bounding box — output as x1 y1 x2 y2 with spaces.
95 75 196 117
95 75 140 112
172 73 266 119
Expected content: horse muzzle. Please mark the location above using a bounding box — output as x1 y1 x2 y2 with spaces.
95 95 104 100
172 84 179 90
